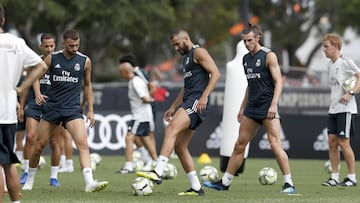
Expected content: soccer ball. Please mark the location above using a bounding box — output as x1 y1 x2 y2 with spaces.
324 160 340 174
199 165 219 182
38 156 46 169
132 150 141 161
258 167 277 185
343 77 356 92
163 163 177 179
131 177 153 196
90 153 102 171
133 160 145 172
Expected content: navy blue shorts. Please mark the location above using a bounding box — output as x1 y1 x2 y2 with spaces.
181 98 209 130
127 120 150 136
16 119 26 131
244 109 280 125
42 108 83 127
24 103 43 121
328 112 356 138
0 124 20 164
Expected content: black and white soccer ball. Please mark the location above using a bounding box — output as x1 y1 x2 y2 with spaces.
199 165 219 182
258 167 277 185
131 177 153 196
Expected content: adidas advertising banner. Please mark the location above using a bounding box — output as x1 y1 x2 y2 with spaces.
42 83 360 160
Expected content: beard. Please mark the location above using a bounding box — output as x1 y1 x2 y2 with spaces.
178 42 190 55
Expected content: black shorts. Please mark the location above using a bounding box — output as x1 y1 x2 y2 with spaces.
24 103 43 121
0 124 20 164
127 120 150 136
42 108 83 128
181 98 209 130
328 112 356 138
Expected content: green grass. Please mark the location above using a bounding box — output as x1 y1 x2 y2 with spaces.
8 155 360 203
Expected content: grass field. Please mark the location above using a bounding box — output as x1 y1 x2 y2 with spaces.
8 155 360 203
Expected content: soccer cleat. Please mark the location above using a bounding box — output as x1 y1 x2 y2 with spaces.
338 177 357 187
85 180 109 192
50 178 61 187
20 172 28 184
321 178 338 186
22 180 34 191
58 166 74 173
136 170 162 184
178 188 205 196
116 168 134 174
281 182 295 193
203 180 229 191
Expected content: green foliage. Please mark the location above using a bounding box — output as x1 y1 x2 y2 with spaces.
2 0 360 81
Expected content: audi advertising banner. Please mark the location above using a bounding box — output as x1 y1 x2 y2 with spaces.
61 83 360 160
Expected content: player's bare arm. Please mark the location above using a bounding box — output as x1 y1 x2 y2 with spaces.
84 57 95 128
266 51 283 119
193 48 221 113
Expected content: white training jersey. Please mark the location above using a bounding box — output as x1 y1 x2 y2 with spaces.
128 76 153 122
328 55 360 114
0 33 42 124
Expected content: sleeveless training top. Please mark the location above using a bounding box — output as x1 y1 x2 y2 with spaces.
182 46 210 101
243 47 275 117
45 50 86 111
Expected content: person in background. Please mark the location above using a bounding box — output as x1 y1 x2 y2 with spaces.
19 33 62 187
117 54 157 172
117 62 159 173
321 33 359 187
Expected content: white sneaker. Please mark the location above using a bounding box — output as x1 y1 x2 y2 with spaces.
59 166 74 173
22 180 34 191
85 180 108 192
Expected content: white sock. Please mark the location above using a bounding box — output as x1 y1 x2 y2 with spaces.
11 201 20 203
27 167 38 183
283 174 293 186
2 169 6 188
50 166 59 179
187 171 201 191
347 174 357 183
23 160 29 173
66 159 73 168
154 155 168 176
222 172 234 186
83 168 94 185
60 155 66 167
15 151 23 162
331 172 340 182
138 147 152 163
124 161 133 170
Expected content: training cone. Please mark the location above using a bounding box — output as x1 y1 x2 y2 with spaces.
198 153 212 164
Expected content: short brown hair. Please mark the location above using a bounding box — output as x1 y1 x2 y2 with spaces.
322 33 342 50
63 29 79 40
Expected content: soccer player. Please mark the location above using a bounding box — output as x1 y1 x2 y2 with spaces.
0 3 48 202
321 33 359 187
117 54 156 173
203 24 295 193
136 29 220 196
22 29 108 192
19 33 62 186
117 62 158 173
